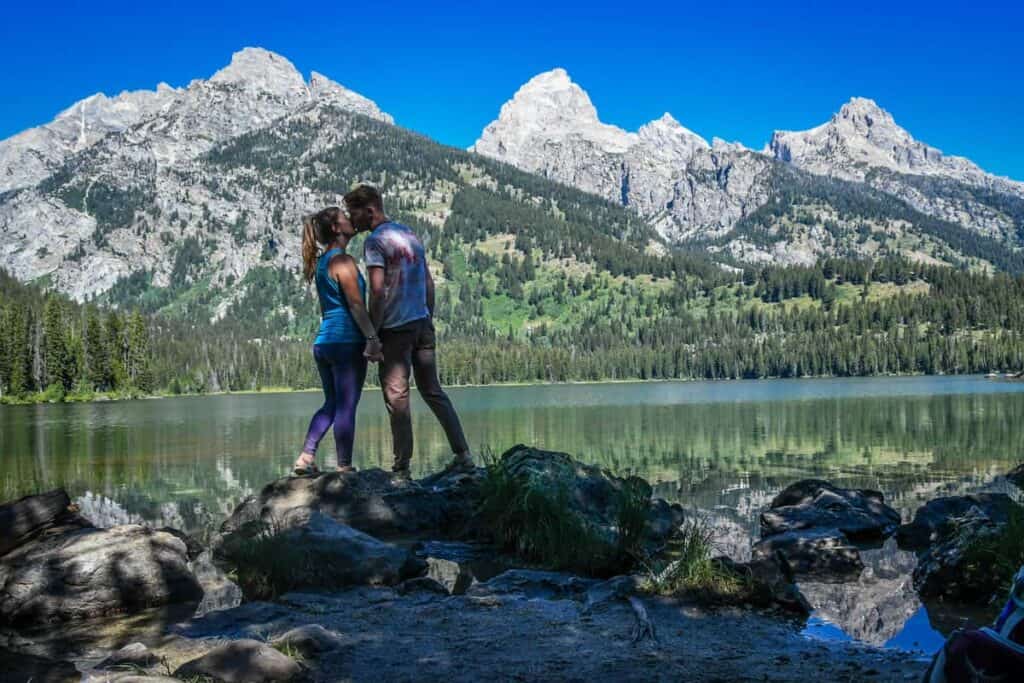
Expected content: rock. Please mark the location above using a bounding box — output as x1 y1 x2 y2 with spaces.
1007 463 1024 490
173 639 304 683
218 466 482 544
95 642 159 670
912 507 1008 602
897 494 1016 550
752 528 864 580
219 510 422 596
190 549 243 616
760 480 901 541
82 674 180 683
466 569 597 601
425 557 475 595
0 489 79 557
0 524 203 626
582 575 645 612
497 445 685 553
270 624 346 658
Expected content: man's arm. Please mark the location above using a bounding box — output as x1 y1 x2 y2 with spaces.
368 266 386 332
425 264 435 317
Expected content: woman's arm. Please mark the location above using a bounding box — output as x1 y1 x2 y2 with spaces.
331 255 383 360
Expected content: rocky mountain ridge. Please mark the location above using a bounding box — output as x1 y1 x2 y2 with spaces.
472 69 1024 257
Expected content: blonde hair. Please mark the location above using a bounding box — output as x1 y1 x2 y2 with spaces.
301 207 342 284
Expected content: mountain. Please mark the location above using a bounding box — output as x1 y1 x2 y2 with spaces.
473 70 1024 268
2 48 1024 398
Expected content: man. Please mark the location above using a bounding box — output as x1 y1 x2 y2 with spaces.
344 184 474 481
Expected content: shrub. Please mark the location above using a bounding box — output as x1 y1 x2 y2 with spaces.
961 503 1024 595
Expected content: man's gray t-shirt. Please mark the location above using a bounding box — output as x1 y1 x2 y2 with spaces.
363 221 430 330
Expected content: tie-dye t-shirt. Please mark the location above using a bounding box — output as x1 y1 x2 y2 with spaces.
363 221 431 330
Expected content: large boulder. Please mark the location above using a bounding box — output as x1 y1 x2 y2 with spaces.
897 493 1016 550
712 556 811 614
760 479 901 541
0 489 84 557
218 467 481 543
0 524 203 626
218 510 422 597
496 445 686 551
751 528 864 581
912 507 1008 603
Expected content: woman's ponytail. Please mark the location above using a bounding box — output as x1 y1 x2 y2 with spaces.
302 214 319 284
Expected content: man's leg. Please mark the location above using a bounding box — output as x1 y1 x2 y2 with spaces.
379 327 415 472
411 320 470 460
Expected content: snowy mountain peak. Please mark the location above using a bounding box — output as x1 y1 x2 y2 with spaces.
210 47 307 100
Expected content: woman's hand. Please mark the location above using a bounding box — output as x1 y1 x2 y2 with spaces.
364 337 384 362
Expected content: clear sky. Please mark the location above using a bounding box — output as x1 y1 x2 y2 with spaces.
3 0 1022 179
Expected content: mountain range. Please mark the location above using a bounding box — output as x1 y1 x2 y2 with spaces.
1 47 1022 314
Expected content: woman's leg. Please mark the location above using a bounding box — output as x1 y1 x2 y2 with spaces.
331 344 368 468
300 345 338 460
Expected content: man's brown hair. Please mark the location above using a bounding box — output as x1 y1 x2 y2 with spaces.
343 184 384 212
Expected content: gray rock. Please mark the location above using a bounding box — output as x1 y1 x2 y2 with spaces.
897 493 1016 550
0 524 203 626
425 557 475 595
95 642 158 670
1008 463 1024 490
173 639 304 683
190 549 243 616
760 479 901 541
0 489 78 557
82 674 179 683
713 556 811 614
752 528 864 580
467 569 597 601
218 466 482 544
912 507 1010 602
219 510 422 596
270 624 346 658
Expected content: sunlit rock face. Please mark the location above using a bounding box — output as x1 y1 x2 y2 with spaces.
474 73 1023 251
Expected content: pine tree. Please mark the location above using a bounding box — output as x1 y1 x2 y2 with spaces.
42 296 73 391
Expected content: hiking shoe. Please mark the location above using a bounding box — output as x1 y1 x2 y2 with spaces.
445 452 476 472
391 468 414 485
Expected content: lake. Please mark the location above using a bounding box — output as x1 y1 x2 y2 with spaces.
3 375 1023 653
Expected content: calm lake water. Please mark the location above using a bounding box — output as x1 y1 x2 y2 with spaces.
3 375 1023 653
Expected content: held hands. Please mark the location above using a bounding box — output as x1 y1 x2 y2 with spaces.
364 337 384 362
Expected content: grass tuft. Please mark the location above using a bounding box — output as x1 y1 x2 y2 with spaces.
641 516 749 603
221 517 312 600
960 503 1024 596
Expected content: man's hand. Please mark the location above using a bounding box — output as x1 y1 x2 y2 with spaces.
364 338 384 362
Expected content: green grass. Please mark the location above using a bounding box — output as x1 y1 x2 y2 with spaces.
640 517 749 604
961 503 1024 596
476 452 649 576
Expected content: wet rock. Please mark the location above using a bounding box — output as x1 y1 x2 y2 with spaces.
760 479 901 541
897 493 1016 550
425 557 475 595
752 528 864 580
912 507 1008 602
173 639 304 683
95 642 159 670
270 624 346 658
714 556 812 614
0 525 203 626
218 466 482 543
219 510 422 594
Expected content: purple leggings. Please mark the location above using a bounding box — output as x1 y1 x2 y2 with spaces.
303 343 367 467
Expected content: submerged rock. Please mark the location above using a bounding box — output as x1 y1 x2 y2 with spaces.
173 639 304 683
760 479 901 541
0 524 203 627
751 528 864 581
896 493 1016 550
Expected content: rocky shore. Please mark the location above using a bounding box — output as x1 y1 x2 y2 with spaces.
2 445 1022 682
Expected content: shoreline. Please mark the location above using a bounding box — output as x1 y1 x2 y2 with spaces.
2 371 1016 407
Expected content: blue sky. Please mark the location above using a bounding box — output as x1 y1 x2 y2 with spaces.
3 1 1022 179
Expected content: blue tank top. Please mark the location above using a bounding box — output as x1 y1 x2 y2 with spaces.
314 247 366 345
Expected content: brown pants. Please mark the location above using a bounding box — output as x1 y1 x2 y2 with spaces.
379 318 469 470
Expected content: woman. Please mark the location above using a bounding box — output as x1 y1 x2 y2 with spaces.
294 207 382 475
